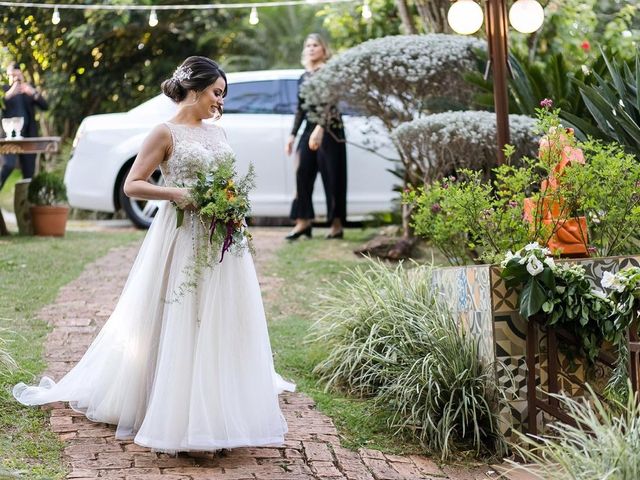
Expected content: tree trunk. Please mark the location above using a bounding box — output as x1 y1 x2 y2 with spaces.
395 0 418 34
414 0 451 33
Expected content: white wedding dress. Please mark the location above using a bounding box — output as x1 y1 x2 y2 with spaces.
14 122 294 452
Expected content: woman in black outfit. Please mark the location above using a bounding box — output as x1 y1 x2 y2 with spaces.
284 33 347 240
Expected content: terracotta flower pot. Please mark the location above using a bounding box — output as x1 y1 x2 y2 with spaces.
30 205 69 237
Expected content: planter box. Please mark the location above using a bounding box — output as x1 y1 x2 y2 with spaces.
432 255 640 441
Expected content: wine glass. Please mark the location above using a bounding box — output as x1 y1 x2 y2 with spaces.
1 118 12 138
13 117 24 139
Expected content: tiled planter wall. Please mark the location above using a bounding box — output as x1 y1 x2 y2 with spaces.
432 255 640 441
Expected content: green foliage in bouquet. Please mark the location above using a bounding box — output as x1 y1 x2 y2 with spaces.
170 156 255 301
176 155 255 261
27 171 68 206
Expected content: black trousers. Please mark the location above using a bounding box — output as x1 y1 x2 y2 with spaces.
0 153 36 190
290 126 347 224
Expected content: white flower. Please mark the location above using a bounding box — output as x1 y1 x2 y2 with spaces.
601 271 616 289
526 256 544 276
524 242 542 252
500 250 516 267
590 289 608 301
544 257 556 269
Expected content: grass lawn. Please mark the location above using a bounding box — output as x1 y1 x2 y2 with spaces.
0 230 144 479
265 230 437 455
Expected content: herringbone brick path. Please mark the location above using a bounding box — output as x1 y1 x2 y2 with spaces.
36 228 495 480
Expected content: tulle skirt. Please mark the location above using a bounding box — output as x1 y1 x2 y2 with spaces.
13 202 294 452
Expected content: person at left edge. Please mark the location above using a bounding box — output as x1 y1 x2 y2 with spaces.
0 62 49 190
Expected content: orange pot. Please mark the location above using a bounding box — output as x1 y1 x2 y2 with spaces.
30 205 69 237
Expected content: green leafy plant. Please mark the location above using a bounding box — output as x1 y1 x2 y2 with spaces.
26 171 67 206
509 384 640 480
601 267 640 398
310 258 506 459
404 162 537 265
501 243 616 363
566 50 640 159
407 106 640 264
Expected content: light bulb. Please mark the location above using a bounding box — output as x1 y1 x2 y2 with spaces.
447 0 484 35
362 0 372 20
148 8 158 27
249 7 259 25
51 7 60 25
509 0 544 33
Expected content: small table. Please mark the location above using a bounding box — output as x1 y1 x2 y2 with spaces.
0 136 61 236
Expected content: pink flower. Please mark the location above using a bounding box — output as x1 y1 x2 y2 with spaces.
540 98 553 109
581 40 591 52
508 200 518 208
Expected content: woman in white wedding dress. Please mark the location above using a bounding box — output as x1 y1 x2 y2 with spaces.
14 56 294 452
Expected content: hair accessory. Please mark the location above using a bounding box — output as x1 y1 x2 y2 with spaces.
172 65 192 83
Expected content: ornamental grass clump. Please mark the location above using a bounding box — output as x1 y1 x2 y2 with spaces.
310 258 505 459
510 384 640 480
376 310 506 460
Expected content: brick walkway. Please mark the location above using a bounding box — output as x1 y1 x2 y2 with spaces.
37 228 496 480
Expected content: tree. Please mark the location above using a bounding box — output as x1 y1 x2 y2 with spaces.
0 0 257 138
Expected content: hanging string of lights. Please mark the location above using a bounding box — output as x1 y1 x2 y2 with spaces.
0 0 373 26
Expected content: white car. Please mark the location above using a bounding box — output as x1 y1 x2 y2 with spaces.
64 69 397 228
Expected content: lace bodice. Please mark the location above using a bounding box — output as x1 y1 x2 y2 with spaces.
161 122 235 186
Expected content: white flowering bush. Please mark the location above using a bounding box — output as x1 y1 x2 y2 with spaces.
301 34 485 245
392 111 538 183
301 34 485 131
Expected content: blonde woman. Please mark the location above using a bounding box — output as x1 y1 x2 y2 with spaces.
284 33 347 240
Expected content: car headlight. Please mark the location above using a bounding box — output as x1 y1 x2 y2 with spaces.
70 122 87 157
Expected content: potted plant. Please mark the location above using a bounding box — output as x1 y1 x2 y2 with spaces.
28 171 69 236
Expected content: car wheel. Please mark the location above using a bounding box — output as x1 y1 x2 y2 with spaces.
119 166 164 229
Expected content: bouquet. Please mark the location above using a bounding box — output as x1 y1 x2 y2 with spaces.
175 154 256 263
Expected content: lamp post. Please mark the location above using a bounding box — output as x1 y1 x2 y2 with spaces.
447 0 544 164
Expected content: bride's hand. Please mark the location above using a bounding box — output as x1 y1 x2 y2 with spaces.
172 188 196 210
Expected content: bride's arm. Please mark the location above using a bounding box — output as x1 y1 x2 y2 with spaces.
123 124 190 206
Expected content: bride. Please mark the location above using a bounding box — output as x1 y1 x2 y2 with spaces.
13 56 295 452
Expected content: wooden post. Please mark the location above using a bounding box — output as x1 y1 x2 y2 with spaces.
486 0 511 164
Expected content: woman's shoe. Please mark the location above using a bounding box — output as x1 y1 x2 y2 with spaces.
285 225 312 240
325 230 344 239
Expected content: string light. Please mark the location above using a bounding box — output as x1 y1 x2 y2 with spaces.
361 0 372 20
249 6 259 24
51 6 60 24
0 1 359 10
148 8 158 27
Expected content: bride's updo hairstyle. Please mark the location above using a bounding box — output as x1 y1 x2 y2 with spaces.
161 56 227 103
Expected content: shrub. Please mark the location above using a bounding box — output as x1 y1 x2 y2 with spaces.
392 111 538 183
27 171 68 206
310 258 505 459
301 34 485 132
406 108 640 264
300 34 485 241
510 384 640 480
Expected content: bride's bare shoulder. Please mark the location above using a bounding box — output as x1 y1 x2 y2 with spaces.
145 123 173 143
